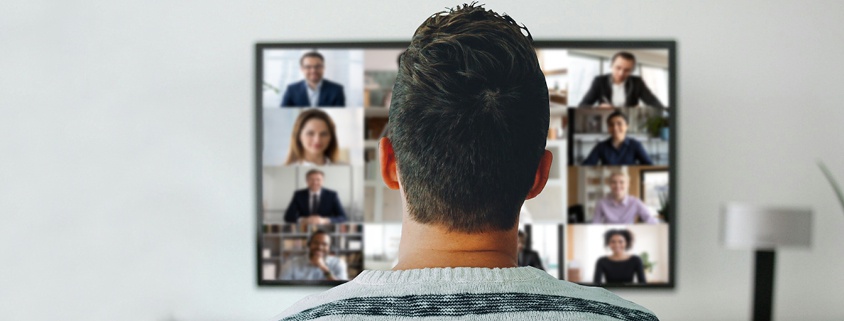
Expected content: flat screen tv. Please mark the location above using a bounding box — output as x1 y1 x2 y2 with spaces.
256 41 676 288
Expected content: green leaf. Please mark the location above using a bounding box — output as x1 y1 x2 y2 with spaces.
262 81 280 94
639 251 655 273
818 161 844 213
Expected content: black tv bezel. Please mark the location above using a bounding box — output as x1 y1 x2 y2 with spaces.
255 41 677 288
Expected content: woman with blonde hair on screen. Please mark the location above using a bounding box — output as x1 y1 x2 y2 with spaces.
593 171 659 224
285 109 340 166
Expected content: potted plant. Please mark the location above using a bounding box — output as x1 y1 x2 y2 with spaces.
658 190 669 223
642 114 669 140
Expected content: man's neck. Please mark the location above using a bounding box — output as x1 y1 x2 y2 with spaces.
306 80 321 90
612 194 626 203
611 136 625 148
612 76 626 85
393 217 518 270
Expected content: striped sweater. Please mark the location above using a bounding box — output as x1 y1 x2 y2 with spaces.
273 267 658 320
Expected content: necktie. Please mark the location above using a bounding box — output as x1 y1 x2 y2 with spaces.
311 194 318 214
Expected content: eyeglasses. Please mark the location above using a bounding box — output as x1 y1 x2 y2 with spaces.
301 64 324 70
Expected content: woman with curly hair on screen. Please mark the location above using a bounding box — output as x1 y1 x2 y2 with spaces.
593 229 646 284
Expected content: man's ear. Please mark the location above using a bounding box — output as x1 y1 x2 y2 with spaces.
379 137 400 190
525 150 552 200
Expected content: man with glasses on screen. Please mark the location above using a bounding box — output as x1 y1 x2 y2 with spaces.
281 51 346 107
279 230 348 281
578 51 664 108
273 4 657 320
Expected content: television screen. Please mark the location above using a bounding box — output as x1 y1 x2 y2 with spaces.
256 41 676 287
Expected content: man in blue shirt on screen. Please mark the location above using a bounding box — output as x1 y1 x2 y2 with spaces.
279 230 347 281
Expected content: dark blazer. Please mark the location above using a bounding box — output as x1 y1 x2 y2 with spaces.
578 75 664 108
283 188 347 223
280 79 346 107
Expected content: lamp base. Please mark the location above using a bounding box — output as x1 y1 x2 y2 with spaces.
753 250 775 321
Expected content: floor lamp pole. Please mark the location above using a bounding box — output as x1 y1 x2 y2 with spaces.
753 250 775 321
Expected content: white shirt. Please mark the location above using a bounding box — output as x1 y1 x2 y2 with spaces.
306 80 323 107
611 80 626 107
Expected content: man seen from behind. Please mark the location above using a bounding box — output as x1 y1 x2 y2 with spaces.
274 4 658 320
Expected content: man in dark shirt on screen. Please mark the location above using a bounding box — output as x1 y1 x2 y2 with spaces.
582 111 653 165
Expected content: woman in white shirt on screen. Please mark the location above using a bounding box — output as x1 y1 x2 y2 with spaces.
285 109 341 166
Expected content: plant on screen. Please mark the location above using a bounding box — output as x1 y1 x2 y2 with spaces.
640 251 655 274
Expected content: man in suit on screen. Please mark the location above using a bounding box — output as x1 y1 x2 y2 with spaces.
283 169 347 224
578 51 664 108
281 51 346 107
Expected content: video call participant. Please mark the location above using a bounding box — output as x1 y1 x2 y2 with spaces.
281 52 346 107
578 51 664 108
582 111 654 165
279 230 348 281
275 4 656 320
517 230 544 270
283 169 347 224
593 172 659 224
285 109 340 166
593 229 647 284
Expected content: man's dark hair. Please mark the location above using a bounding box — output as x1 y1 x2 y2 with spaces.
307 229 330 246
606 110 628 125
611 51 636 65
604 229 634 250
388 4 549 233
306 169 324 178
300 51 324 65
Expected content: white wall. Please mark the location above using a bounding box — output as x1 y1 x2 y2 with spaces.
2 1 844 320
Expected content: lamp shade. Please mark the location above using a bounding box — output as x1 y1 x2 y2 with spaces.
721 203 812 250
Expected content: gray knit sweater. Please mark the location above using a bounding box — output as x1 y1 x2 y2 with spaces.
273 267 658 321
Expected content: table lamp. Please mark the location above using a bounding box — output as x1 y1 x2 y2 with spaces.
721 203 812 321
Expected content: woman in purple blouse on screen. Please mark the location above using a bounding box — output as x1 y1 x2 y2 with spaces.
593 171 659 224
